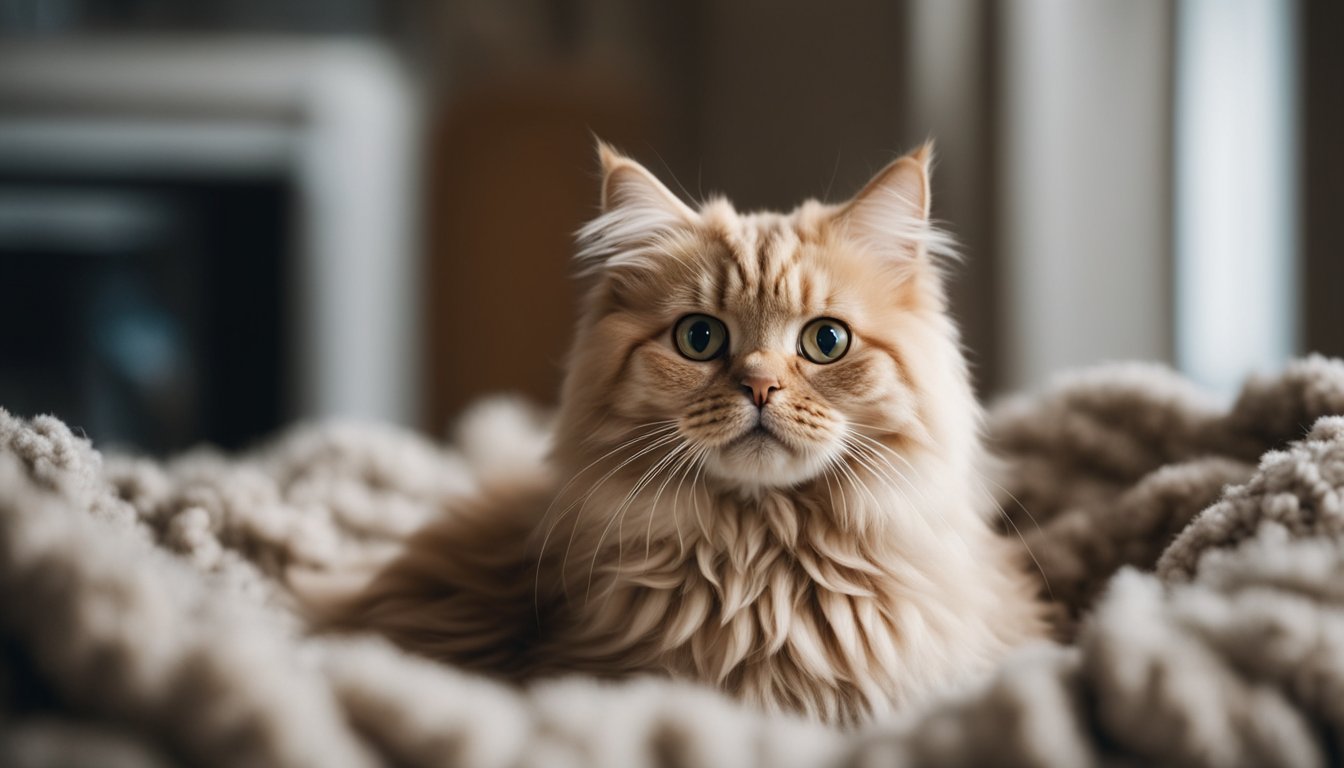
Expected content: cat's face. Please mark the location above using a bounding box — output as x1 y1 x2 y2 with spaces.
561 144 961 493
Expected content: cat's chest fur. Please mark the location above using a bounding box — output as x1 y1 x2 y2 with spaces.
549 484 1037 725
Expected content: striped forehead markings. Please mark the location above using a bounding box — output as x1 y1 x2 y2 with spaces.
755 225 775 289
709 219 812 312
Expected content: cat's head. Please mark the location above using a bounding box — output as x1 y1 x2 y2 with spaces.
556 143 973 495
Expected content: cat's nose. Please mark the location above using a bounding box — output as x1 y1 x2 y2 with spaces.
741 374 781 407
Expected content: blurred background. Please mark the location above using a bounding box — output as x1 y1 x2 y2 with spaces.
0 0 1338 454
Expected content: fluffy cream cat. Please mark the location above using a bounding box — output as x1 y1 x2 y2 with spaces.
337 142 1045 726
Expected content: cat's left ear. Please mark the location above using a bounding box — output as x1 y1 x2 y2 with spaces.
576 141 698 275
597 142 697 222
834 142 940 262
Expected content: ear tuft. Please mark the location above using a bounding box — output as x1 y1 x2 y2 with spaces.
576 140 697 276
835 141 954 264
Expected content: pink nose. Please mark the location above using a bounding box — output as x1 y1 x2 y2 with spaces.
741 374 781 407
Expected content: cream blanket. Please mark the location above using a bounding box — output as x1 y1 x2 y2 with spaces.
2 357 1343 767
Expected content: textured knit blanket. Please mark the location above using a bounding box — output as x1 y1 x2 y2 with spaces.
3 357 1344 767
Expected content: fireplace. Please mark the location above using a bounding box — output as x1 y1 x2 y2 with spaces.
0 38 421 452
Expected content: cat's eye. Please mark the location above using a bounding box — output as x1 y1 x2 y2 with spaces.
799 318 851 364
673 314 729 361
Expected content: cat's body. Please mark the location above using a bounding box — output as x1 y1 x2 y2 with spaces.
336 143 1045 726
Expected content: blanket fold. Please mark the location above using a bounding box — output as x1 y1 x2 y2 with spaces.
3 356 1343 767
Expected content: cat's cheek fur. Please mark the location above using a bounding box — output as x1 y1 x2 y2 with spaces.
811 353 921 437
617 345 715 419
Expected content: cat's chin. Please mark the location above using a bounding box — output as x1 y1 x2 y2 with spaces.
704 430 834 489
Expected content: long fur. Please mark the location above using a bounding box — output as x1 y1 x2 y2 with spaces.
330 143 1046 727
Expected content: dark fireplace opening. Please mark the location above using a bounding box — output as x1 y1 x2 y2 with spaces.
0 175 293 454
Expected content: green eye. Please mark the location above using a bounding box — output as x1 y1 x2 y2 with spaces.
673 314 728 361
799 318 851 363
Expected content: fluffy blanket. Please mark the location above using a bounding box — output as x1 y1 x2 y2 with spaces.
3 357 1344 767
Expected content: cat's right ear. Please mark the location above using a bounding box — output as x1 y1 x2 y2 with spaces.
833 142 954 266
577 141 697 275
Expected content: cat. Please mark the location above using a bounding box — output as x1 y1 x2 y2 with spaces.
332 141 1046 726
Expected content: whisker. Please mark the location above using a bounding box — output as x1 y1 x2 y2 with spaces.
644 443 700 562
558 430 683 595
535 422 677 613
847 421 1054 598
834 430 964 550
598 449 681 603
833 448 883 512
821 455 852 527
664 444 707 557
846 430 934 507
586 440 688 603
845 427 935 498
688 446 712 538
841 436 915 510
537 423 677 550
841 428 953 538
822 466 839 519
849 438 960 547
972 471 1053 600
569 432 682 571
542 421 679 534
977 472 1047 539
